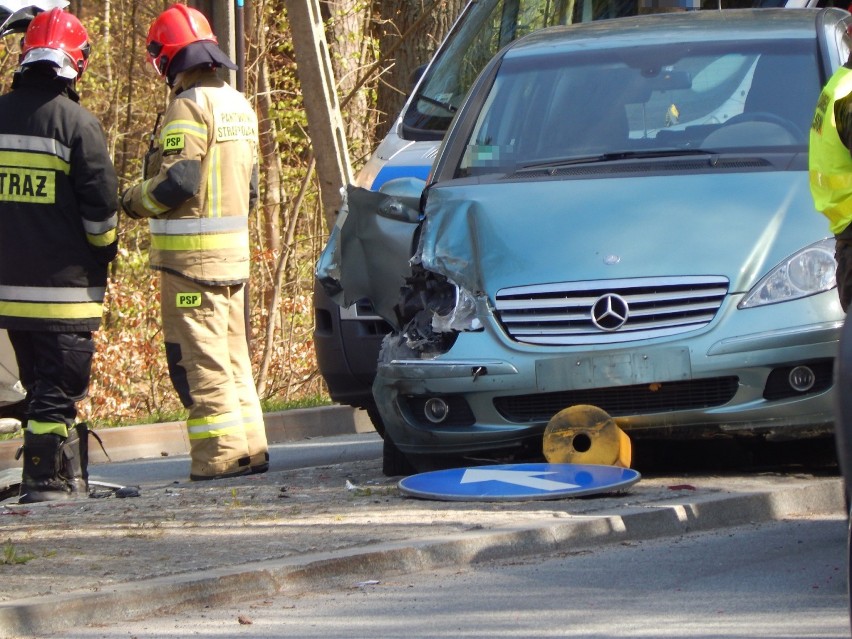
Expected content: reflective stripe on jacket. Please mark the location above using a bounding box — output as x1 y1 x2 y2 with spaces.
148 215 249 252
810 65 852 235
0 72 118 332
122 68 259 285
0 284 106 320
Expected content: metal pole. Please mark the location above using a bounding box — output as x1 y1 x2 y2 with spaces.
284 0 352 225
233 0 251 347
235 0 245 92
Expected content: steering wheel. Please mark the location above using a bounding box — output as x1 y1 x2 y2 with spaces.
721 112 803 140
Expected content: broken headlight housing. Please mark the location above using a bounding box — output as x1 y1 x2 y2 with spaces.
399 267 483 354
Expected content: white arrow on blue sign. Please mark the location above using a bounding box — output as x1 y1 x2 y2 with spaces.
398 463 641 502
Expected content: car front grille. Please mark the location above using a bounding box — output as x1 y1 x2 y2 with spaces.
494 276 729 345
494 376 740 422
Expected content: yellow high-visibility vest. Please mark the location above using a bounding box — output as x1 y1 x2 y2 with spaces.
810 66 852 235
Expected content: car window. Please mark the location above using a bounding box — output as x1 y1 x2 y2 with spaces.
458 38 820 176
404 0 584 136
401 0 824 140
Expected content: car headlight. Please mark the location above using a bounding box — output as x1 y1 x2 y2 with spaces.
738 238 836 309
431 283 483 332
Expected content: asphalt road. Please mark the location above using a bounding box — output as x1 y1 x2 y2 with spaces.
1 426 846 639
31 514 848 639
88 431 384 488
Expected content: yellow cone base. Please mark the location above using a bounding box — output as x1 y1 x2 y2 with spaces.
543 404 631 468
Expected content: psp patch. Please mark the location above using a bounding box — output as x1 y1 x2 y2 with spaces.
176 292 201 308
162 133 185 156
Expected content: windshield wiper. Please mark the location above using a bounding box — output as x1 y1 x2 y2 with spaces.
519 149 716 170
416 94 457 114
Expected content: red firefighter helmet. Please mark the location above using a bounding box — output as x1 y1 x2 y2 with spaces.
20 8 90 80
146 4 218 77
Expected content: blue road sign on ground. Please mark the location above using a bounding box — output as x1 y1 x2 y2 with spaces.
398 463 641 502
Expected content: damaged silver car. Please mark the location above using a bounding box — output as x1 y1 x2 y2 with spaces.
318 8 849 475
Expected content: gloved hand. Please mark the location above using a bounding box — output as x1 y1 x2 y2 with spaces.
143 147 161 180
120 188 141 219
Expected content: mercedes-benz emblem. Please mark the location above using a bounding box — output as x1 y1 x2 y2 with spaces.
591 293 629 331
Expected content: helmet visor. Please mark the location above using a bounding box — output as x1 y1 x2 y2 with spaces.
146 40 163 58
20 47 78 79
146 40 168 75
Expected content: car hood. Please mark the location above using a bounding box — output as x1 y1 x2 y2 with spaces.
419 171 823 299
316 169 828 330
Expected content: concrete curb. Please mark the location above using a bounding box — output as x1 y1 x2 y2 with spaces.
0 405 376 471
0 477 843 637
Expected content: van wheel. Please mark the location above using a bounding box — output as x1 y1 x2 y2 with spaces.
382 435 416 477
364 401 385 438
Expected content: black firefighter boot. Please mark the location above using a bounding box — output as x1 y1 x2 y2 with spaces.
61 423 89 495
16 425 88 503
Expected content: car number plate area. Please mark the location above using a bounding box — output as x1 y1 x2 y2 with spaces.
536 348 691 392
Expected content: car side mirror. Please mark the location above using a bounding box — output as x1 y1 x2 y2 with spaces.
377 177 427 222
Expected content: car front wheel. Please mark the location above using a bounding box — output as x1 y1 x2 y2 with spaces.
382 434 417 477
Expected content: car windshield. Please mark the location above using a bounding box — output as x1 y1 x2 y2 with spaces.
402 0 806 139
457 37 819 177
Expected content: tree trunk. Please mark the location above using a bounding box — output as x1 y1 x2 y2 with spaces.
373 0 463 139
250 0 284 255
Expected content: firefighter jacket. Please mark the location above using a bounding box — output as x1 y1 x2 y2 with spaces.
810 63 852 237
0 70 118 332
121 67 259 286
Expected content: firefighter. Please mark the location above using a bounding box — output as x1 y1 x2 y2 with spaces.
810 50 852 312
0 8 119 502
121 4 269 480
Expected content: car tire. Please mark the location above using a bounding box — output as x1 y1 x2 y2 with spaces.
364 401 386 439
382 434 417 477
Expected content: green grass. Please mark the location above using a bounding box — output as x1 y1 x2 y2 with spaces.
93 393 333 429
2 540 35 565
261 393 332 413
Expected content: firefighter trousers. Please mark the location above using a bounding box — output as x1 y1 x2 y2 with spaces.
7 330 94 437
160 271 269 478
